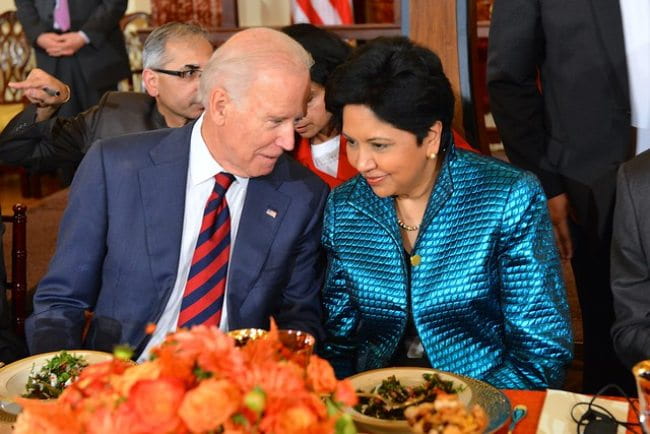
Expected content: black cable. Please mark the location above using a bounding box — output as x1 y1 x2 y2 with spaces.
569 383 643 434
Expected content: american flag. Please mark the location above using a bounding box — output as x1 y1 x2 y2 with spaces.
292 0 354 25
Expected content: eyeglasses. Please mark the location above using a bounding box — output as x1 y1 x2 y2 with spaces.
152 67 202 80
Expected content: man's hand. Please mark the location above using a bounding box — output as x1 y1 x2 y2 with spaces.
8 68 71 121
547 193 574 260
36 32 86 57
36 32 65 53
55 32 87 56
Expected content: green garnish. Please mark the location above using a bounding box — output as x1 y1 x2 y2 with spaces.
23 351 89 399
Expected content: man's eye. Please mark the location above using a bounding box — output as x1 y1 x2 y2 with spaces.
182 69 201 79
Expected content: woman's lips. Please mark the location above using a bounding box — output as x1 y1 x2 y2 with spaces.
364 175 386 186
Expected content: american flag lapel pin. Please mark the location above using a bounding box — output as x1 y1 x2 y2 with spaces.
266 208 278 218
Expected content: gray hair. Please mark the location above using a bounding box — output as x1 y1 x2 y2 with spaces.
142 22 209 69
199 27 313 107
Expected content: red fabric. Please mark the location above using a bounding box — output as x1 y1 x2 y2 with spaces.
329 0 354 24
453 130 475 152
293 0 354 25
293 136 357 189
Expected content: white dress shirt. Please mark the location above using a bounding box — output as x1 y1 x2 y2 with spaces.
620 0 650 154
139 115 249 361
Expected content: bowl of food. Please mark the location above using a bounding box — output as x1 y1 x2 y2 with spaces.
347 367 487 434
0 350 113 415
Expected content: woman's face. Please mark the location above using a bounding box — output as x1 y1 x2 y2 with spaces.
343 104 441 198
294 82 333 139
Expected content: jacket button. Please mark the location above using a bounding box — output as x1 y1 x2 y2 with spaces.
410 255 421 266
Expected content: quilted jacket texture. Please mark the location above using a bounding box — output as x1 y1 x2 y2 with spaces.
321 146 574 389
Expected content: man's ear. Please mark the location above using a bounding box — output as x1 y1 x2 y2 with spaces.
142 69 158 97
424 120 443 156
207 86 230 126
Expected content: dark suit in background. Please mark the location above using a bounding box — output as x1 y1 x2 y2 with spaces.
0 92 165 171
487 0 635 393
27 123 328 358
15 0 131 118
611 150 650 369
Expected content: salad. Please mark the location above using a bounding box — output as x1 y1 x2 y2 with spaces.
23 351 89 399
355 373 465 420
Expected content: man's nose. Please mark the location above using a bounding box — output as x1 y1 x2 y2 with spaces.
276 122 296 151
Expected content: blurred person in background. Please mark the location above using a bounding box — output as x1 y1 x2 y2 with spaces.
611 150 650 369
0 22 212 173
487 0 649 393
14 0 132 186
282 23 356 188
15 0 131 118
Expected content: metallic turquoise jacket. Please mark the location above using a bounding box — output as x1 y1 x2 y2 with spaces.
321 147 573 389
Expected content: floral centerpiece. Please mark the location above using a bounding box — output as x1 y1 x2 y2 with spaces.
13 322 358 434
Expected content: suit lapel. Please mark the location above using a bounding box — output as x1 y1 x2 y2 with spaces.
588 0 629 103
139 124 192 297
227 157 291 311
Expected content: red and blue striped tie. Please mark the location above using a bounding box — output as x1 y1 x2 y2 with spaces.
178 172 235 328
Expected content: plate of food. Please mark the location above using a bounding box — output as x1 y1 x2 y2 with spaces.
0 350 113 416
347 367 510 434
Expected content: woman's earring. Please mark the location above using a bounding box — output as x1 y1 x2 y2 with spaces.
427 152 437 160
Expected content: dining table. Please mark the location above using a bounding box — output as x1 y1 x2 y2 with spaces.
0 389 641 433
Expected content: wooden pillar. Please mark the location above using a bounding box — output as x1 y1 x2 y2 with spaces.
408 0 487 153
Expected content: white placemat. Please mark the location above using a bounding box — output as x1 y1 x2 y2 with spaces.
537 389 629 434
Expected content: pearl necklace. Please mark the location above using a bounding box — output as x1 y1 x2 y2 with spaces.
396 217 419 231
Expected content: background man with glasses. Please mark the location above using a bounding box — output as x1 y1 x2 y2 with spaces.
0 22 212 173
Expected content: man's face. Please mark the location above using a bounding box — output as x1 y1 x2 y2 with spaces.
148 37 214 127
206 68 310 178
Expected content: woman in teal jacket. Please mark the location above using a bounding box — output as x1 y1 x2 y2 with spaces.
321 37 573 389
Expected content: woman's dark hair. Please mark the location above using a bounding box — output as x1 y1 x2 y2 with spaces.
281 23 352 86
325 36 454 145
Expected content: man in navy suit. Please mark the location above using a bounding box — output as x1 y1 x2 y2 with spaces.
26 27 328 360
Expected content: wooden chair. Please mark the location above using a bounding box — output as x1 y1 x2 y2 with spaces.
0 10 41 198
119 12 153 92
2 204 28 336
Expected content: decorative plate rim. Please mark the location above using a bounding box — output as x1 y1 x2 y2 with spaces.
0 350 114 417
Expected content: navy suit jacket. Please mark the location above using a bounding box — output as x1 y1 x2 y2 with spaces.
26 122 329 357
